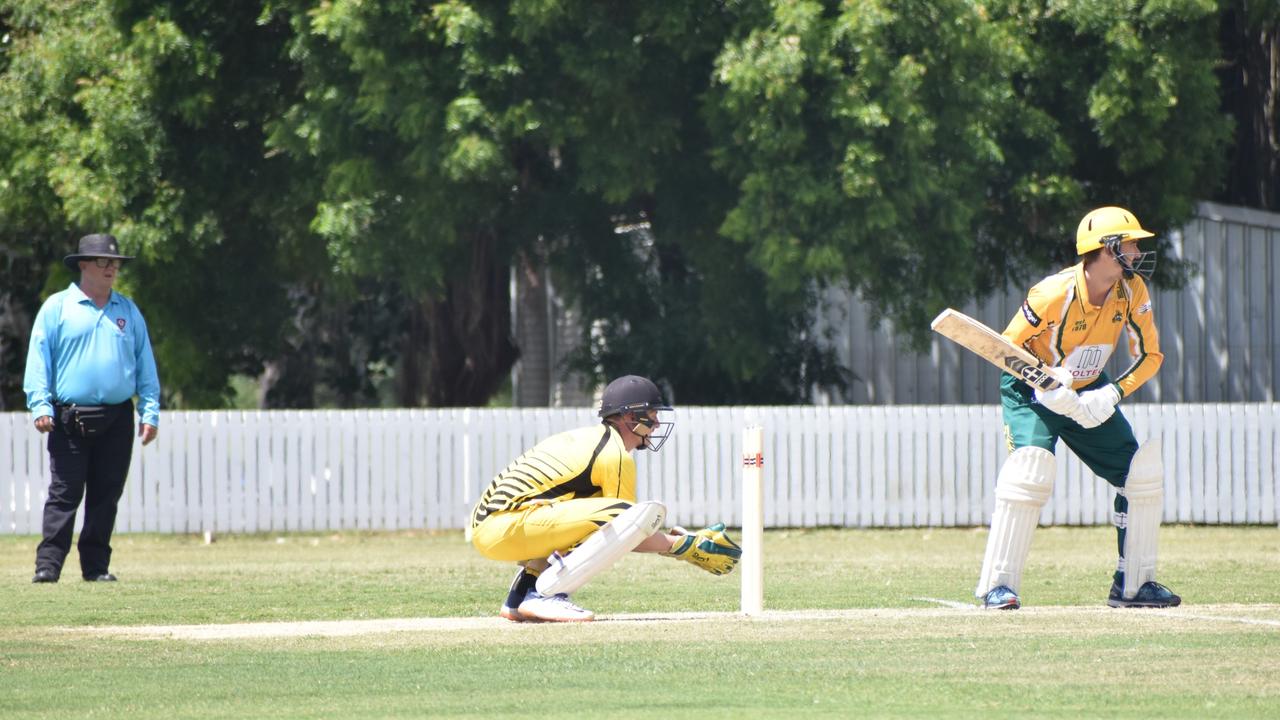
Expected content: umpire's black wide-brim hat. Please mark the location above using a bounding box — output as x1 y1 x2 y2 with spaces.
63 233 134 271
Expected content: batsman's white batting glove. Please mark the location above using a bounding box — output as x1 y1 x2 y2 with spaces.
1074 383 1122 428
1033 367 1081 418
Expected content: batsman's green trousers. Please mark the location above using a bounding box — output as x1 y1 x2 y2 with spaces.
1000 372 1140 567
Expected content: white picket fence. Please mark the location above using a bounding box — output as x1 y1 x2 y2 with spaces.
2 404 1277 535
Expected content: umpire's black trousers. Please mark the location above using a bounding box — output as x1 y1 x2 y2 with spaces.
35 401 135 579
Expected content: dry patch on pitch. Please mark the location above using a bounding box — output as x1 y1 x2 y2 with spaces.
72 603 1280 641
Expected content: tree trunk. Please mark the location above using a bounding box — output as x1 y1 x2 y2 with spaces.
512 249 551 406
1220 5 1280 210
396 230 519 407
257 285 318 409
0 233 59 411
0 289 31 412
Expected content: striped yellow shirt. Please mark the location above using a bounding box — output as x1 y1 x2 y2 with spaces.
469 424 635 528
1002 262 1162 397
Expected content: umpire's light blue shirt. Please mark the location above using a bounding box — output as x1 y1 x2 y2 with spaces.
24 283 161 426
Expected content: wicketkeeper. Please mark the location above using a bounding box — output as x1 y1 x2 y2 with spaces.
977 206 1181 610
469 375 741 622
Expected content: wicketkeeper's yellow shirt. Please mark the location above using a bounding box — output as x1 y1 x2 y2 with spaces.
469 424 636 528
1002 262 1163 397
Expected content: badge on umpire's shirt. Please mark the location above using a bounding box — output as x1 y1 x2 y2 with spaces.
116 317 126 331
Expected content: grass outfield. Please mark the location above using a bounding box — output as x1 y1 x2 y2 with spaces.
1 526 1277 718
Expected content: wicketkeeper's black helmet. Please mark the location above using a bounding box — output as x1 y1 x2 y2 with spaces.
598 375 674 451
599 375 672 418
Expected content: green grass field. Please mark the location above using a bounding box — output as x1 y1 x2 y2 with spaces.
2 526 1278 718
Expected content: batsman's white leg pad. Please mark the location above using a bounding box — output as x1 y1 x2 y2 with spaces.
1121 439 1164 599
535 501 666 596
976 447 1055 597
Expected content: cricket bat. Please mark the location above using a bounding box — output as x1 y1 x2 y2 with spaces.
930 308 1063 391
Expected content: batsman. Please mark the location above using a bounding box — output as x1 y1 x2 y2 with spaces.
977 206 1181 610
469 375 741 622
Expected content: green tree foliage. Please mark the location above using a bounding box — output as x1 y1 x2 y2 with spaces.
708 0 1229 342
107 1 331 407
0 0 312 408
0 1 149 409
0 0 1236 408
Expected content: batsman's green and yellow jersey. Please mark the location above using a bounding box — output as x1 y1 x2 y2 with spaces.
1003 262 1163 398
469 424 636 529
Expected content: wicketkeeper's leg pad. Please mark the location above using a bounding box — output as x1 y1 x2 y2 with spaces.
535 501 666 596
1120 439 1163 599
976 446 1055 598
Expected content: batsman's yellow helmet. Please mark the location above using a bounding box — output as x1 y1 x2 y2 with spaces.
1075 206 1154 255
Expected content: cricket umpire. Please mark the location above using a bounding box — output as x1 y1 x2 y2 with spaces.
23 233 161 583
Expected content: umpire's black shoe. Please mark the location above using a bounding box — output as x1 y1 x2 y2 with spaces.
32 569 59 583
83 573 118 582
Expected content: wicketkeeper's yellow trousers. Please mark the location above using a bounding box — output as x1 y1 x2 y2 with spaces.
471 497 634 562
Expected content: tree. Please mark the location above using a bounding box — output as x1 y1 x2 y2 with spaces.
267 0 838 404
707 0 1230 348
0 1 1239 408
0 0 319 408
0 1 134 409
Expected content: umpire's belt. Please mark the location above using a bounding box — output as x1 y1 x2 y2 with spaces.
54 401 130 438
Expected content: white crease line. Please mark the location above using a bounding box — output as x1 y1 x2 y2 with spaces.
1146 610 1280 628
909 598 1280 628
69 604 1280 640
72 608 960 640
911 597 979 610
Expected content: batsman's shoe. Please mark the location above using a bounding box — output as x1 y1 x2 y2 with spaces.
1107 580 1182 608
517 590 595 623
981 585 1021 610
500 568 540 622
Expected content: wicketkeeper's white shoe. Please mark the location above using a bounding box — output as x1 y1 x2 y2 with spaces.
517 590 595 622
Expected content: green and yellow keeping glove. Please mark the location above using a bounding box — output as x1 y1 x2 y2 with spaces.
665 523 742 575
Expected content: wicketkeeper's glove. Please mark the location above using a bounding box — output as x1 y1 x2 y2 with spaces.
664 523 742 575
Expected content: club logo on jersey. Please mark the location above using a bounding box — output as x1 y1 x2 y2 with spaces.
1112 311 1123 323
1062 344 1112 382
116 317 126 331
1021 301 1042 327
1136 301 1151 315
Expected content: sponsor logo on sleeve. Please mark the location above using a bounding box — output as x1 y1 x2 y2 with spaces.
1021 301 1042 327
1136 301 1151 315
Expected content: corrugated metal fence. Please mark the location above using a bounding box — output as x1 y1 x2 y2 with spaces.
3 404 1276 535
820 201 1280 404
